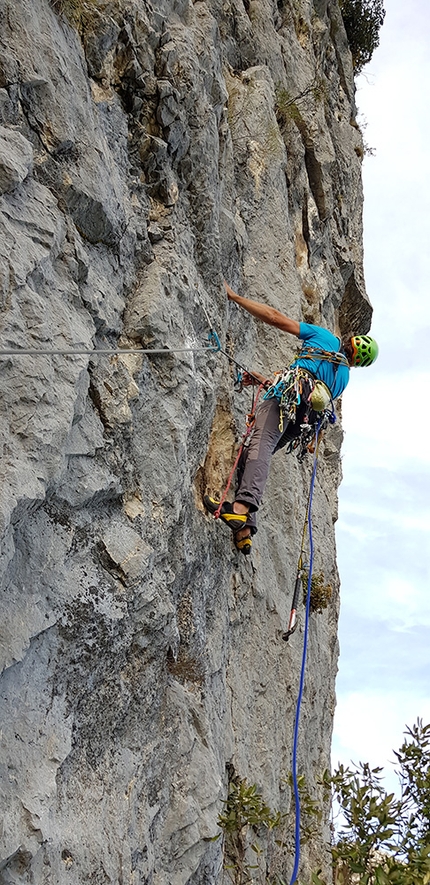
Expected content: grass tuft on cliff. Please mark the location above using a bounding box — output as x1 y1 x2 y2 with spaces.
49 0 103 29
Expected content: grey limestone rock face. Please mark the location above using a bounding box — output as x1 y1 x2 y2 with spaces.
0 126 33 195
0 0 372 882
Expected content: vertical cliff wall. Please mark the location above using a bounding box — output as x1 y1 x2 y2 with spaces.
0 0 372 882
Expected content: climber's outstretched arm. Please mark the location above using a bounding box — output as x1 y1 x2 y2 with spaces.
241 370 270 387
224 281 300 337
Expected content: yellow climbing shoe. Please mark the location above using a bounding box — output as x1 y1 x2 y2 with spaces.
234 533 252 556
203 495 248 532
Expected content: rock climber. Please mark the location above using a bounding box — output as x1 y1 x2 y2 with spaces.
204 281 378 555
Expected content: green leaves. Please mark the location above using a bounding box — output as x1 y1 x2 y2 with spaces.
323 720 430 885
217 777 285 884
218 779 284 835
339 0 386 74
216 725 430 885
394 719 430 840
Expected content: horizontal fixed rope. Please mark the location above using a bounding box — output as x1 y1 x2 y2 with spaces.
0 345 265 391
0 330 222 359
0 334 272 392
0 345 216 357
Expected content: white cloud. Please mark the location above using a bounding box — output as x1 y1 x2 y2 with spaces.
332 691 430 776
340 367 430 471
340 501 430 535
333 0 430 799
338 566 430 630
355 0 430 340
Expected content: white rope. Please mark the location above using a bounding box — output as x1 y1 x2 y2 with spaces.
0 344 217 357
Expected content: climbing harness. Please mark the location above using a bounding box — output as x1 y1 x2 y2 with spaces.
0 329 222 358
286 421 322 885
291 344 350 403
263 364 336 457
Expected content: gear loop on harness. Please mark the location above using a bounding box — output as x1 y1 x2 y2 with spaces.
264 366 315 422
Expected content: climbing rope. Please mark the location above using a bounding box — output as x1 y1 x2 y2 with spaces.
218 346 269 388
286 420 322 885
213 382 266 520
295 346 349 368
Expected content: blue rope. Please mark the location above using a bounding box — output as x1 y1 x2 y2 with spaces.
289 424 320 885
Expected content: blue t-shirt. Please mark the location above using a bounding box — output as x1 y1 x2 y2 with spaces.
290 323 349 400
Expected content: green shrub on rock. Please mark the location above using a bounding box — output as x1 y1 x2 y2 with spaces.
339 0 386 73
317 720 430 885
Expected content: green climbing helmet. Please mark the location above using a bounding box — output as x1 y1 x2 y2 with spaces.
350 335 379 367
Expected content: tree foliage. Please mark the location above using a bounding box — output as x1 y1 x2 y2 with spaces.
339 0 386 74
321 720 430 884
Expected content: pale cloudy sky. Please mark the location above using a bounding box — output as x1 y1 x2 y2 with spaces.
332 0 430 787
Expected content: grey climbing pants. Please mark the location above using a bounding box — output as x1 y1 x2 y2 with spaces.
235 394 307 534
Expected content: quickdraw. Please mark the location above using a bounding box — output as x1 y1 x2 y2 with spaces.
263 367 312 430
